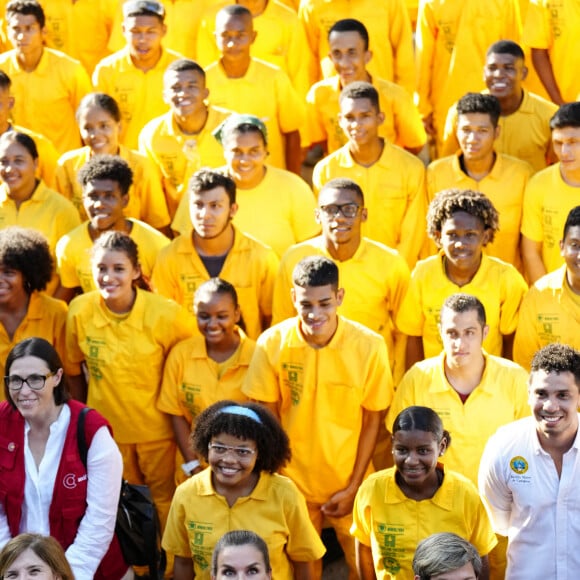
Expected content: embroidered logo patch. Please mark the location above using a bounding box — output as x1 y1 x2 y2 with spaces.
510 456 528 474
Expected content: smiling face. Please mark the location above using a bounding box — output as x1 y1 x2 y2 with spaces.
439 307 488 370
328 30 371 86
561 224 580 291
222 130 267 188
316 186 366 247
0 139 38 201
123 14 166 68
195 291 240 345
0 262 27 305
163 68 209 118
82 178 128 232
78 106 120 156
213 545 272 580
92 247 140 305
456 112 499 163
209 432 258 494
484 51 527 100
3 547 59 580
339 97 383 147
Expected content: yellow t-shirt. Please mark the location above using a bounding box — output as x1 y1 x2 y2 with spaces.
55 145 170 228
386 351 530 485
242 316 393 503
521 163 580 273
93 47 183 149
514 265 580 370
172 165 319 257
55 219 170 292
151 227 278 339
162 468 326 580
65 288 193 443
138 107 230 218
312 142 426 268
351 467 498 579
396 253 528 358
304 75 426 153
0 48 92 153
204 58 305 170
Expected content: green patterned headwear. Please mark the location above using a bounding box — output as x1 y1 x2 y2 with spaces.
213 113 268 146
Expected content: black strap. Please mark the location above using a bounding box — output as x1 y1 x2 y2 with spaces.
77 406 91 467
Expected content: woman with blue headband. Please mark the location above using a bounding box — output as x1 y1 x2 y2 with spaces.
163 400 325 579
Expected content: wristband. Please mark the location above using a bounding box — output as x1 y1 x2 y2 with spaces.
181 459 201 475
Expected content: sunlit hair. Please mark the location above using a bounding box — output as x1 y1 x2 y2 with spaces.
486 39 525 60
6 0 45 28
456 92 501 128
77 154 133 197
339 81 380 111
0 131 38 160
329 18 369 51
319 177 364 205
292 255 339 291
563 205 580 239
0 70 11 91
76 92 122 124
189 168 236 205
195 277 239 309
441 293 486 326
392 406 451 448
165 58 205 78
550 102 580 130
211 530 271 577
530 343 580 388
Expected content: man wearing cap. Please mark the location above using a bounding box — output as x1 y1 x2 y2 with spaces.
93 0 183 149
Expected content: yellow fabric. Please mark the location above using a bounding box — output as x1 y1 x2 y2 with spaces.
351 467 498 579
304 75 426 152
65 288 193 443
426 152 533 268
204 58 305 170
521 164 580 274
312 142 426 268
298 0 415 94
386 351 530 485
273 236 410 382
196 0 313 98
441 90 558 173
158 329 254 423
172 165 319 257
396 253 528 358
523 0 580 103
163 468 326 580
93 47 182 149
138 107 230 218
55 145 170 227
242 316 393 503
0 49 92 153
514 266 580 370
151 227 278 339
55 218 170 291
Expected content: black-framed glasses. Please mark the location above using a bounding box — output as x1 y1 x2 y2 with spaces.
4 373 55 391
208 443 256 458
318 203 361 218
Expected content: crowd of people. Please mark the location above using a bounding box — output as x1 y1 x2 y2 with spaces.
0 0 579 578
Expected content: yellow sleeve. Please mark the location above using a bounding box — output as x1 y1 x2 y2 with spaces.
391 85 427 149
195 6 220 68
272 252 299 324
361 337 394 411
350 479 374 546
65 300 86 367
513 287 542 371
385 365 419 429
303 84 328 147
415 0 437 118
289 180 319 243
258 249 280 320
441 103 460 157
275 69 306 134
283 14 314 99
70 62 93 110
132 154 171 228
55 234 82 289
521 176 545 242
388 0 416 95
151 247 180 301
35 134 60 189
162 484 194 557
54 158 75 202
396 269 426 337
498 267 528 336
242 333 282 403
522 0 551 49
463 481 498 556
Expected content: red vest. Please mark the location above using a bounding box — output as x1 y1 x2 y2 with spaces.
0 399 127 579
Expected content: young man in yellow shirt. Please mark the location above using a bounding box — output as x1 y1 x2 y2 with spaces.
522 102 580 282
243 255 393 578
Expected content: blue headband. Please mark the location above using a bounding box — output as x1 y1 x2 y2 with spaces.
219 405 263 424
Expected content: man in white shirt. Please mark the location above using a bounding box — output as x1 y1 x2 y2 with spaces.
479 343 580 580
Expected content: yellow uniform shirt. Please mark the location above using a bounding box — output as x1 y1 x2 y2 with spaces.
426 152 533 268
396 253 528 358
204 58 305 170
172 165 319 257
523 0 580 103
441 90 558 173
162 468 326 580
351 467 497 579
242 316 393 503
312 142 426 268
93 47 182 149
0 49 92 153
298 0 415 94
386 352 530 485
521 164 580 274
55 145 170 228
158 329 255 423
514 266 580 370
138 107 230 218
55 219 170 292
273 236 410 381
66 288 193 443
304 75 426 153
151 227 278 339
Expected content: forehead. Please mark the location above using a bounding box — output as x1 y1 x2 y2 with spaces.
486 52 523 67
216 13 252 33
191 185 230 203
563 224 580 242
124 14 163 28
457 112 494 128
318 186 360 206
329 30 366 51
164 68 204 87
552 126 580 141
9 355 51 374
393 428 438 446
93 248 131 263
293 283 336 301
431 561 477 580
195 290 235 309
7 13 41 26
439 306 481 329
340 97 376 114
441 211 485 231
0 140 29 156
218 544 265 568
84 178 123 194
223 130 265 149
529 369 579 393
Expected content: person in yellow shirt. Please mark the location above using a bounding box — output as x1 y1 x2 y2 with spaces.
93 0 182 150
243 255 393 578
56 92 170 233
204 5 305 174
397 188 528 370
151 168 278 339
0 0 92 153
313 81 427 269
442 41 558 173
138 58 230 218
352 406 497 580
304 18 425 156
54 155 169 302
66 230 193 534
521 103 580 283
515 206 580 370
427 93 533 269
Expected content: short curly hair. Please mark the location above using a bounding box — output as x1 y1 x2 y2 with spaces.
0 227 53 292
427 188 499 245
77 154 133 196
531 343 580 387
192 400 291 473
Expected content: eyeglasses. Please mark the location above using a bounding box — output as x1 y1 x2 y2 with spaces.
4 373 55 391
318 203 361 218
208 443 256 458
